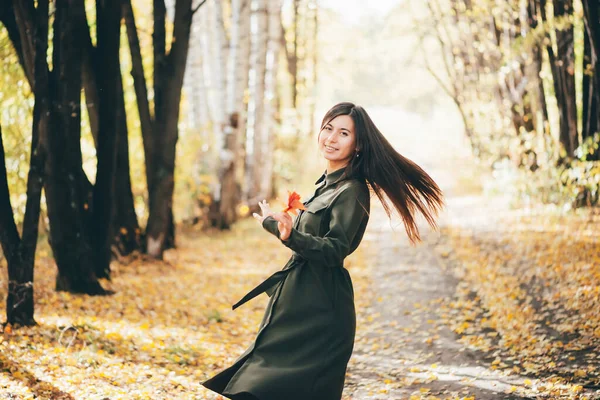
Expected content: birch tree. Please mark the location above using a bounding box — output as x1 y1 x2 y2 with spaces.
260 0 282 199
212 0 252 228
247 0 269 203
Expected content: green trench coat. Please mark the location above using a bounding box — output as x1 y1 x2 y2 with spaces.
202 167 370 400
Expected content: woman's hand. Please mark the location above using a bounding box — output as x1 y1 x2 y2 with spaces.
253 200 293 240
252 199 275 223
271 212 293 241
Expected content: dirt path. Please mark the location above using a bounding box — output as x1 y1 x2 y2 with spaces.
342 165 535 399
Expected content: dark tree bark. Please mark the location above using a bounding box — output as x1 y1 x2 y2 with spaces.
123 0 154 179
91 0 122 279
45 0 106 294
123 0 175 253
540 0 578 158
113 73 142 256
80 4 100 145
6 0 108 296
0 125 32 325
582 0 600 160
7 1 35 85
145 0 195 258
0 0 49 326
0 3 32 85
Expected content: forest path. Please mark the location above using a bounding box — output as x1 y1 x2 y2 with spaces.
344 177 523 399
342 164 533 400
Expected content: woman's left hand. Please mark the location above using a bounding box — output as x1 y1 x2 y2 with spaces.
271 212 293 241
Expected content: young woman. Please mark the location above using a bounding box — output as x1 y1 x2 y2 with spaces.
202 102 444 400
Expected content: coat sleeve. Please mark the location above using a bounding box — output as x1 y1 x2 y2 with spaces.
262 182 369 267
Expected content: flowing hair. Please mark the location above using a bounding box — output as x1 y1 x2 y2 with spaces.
319 102 445 245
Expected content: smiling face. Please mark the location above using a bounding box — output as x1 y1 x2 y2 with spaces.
318 114 357 172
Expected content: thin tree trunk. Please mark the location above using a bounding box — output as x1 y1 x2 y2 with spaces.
248 0 269 203
123 0 154 181
210 0 232 228
262 0 281 199
146 0 195 258
5 0 50 325
1 61 47 322
541 0 578 157
92 0 122 279
213 0 251 229
0 3 33 89
0 124 33 326
309 0 318 133
80 4 100 144
9 1 35 86
292 0 299 108
582 0 600 160
113 73 141 255
238 3 252 204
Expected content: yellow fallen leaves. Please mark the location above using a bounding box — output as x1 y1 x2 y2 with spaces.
0 218 373 399
439 205 600 398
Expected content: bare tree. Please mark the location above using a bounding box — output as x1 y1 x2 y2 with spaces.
247 0 269 203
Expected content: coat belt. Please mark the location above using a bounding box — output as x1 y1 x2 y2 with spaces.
232 254 306 310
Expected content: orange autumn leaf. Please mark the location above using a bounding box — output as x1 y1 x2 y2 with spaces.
282 191 307 215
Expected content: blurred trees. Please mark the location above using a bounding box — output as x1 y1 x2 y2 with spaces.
419 0 600 205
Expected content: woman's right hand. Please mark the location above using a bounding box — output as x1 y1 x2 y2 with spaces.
252 199 274 223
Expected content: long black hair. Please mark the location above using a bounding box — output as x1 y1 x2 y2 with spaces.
319 102 445 244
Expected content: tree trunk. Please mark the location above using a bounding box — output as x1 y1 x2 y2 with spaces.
80 3 100 145
209 0 232 228
292 0 299 108
0 3 33 86
0 123 37 326
308 0 318 133
113 75 142 256
145 0 194 258
92 0 122 279
123 0 154 180
541 0 578 157
582 0 600 160
46 0 106 294
262 0 282 199
0 0 49 325
527 0 550 136
212 0 251 229
247 0 269 203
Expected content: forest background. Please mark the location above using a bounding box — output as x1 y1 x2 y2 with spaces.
0 0 599 398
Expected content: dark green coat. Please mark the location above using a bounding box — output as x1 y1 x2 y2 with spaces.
202 168 370 400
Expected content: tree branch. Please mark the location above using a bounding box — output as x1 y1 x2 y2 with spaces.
192 0 208 14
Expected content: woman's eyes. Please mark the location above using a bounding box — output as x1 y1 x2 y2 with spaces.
324 126 348 136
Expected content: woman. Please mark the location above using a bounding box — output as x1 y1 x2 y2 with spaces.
202 102 444 400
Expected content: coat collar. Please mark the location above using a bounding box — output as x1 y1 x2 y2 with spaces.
314 167 347 188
